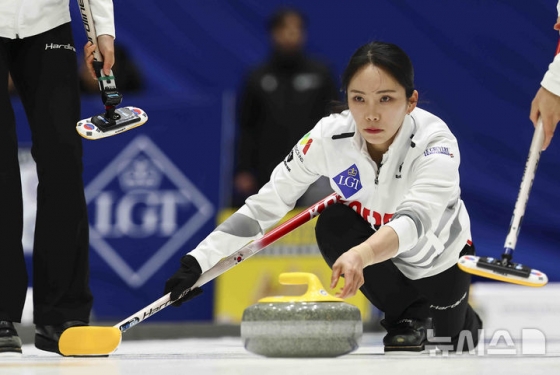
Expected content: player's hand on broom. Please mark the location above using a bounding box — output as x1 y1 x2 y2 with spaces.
330 249 365 299
530 86 560 150
83 34 115 80
164 254 204 307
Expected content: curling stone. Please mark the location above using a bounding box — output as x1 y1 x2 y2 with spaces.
241 272 362 358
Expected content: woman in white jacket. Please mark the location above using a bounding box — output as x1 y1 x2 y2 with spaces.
165 41 482 354
0 0 115 355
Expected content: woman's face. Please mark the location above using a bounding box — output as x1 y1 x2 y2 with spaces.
347 64 417 155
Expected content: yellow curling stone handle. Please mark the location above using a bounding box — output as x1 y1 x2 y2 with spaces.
258 272 343 303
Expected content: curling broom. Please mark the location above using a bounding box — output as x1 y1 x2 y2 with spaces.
58 193 341 356
75 0 148 140
457 38 560 287
457 117 548 287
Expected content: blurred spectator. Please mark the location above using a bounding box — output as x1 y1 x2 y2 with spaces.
232 7 339 207
79 42 143 94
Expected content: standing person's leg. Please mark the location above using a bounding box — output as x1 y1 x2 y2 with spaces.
0 37 28 353
411 244 483 352
315 203 432 352
10 24 92 353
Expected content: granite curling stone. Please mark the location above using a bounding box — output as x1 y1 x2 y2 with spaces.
241 272 362 358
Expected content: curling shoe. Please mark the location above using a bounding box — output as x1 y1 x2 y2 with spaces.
381 317 433 354
0 321 22 354
35 320 87 355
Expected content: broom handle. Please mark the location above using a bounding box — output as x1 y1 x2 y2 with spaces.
503 119 544 255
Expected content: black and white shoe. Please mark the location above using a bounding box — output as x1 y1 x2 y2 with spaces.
35 320 87 355
0 321 22 354
381 317 433 354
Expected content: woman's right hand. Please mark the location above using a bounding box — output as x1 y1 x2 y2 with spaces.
330 249 365 299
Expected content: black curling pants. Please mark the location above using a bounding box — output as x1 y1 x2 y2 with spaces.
315 203 482 350
0 23 92 325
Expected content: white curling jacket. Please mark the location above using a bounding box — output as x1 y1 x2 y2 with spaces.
190 107 471 280
0 0 115 39
541 1 560 95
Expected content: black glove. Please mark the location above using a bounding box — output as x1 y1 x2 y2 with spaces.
164 254 203 307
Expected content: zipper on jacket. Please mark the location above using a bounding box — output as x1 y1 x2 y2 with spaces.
375 163 383 185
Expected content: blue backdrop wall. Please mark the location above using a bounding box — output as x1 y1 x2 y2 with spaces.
13 0 560 322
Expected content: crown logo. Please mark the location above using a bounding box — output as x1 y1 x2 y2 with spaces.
347 167 357 177
118 156 163 191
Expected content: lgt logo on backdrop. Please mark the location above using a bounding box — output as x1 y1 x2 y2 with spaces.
85 135 214 288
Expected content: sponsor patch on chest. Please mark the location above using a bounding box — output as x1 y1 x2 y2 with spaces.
333 164 362 198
